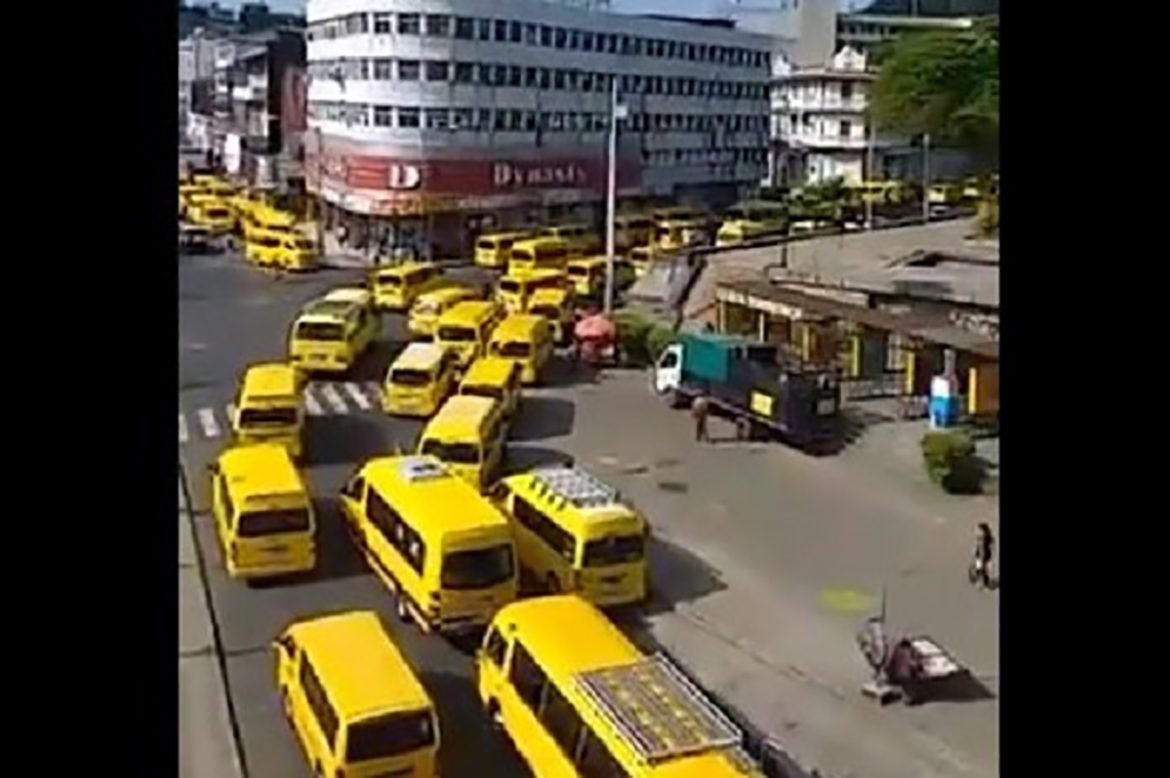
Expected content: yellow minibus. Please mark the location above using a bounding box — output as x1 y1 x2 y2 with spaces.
417 395 506 491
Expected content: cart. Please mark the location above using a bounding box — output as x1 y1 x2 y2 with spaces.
857 615 971 705
573 313 618 367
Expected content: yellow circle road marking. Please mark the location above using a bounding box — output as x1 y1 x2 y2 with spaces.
820 588 877 614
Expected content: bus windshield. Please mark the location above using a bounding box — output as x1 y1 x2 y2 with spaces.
441 544 515 589
295 322 345 341
582 534 645 567
237 508 310 537
420 440 480 464
438 326 476 342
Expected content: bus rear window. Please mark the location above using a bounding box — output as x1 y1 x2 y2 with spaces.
420 440 480 464
237 508 310 537
461 384 502 400
391 368 433 387
582 534 644 567
441 544 514 589
345 710 436 763
296 322 344 341
495 342 530 359
476 240 496 250
529 305 558 320
512 251 535 263
377 274 403 287
438 326 476 342
567 266 588 277
498 280 521 294
238 407 297 427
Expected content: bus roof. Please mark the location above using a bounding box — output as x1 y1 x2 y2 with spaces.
416 283 478 305
218 444 305 504
299 299 360 320
439 300 499 326
495 596 757 777
391 342 448 372
241 362 299 398
425 395 499 435
461 356 517 386
321 286 371 306
377 260 434 278
478 230 536 243
503 466 641 530
492 314 546 340
287 610 432 718
362 455 511 535
499 268 566 284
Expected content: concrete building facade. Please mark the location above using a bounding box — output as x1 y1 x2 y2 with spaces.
304 0 772 256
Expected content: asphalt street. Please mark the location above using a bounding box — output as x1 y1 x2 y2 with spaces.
179 252 530 778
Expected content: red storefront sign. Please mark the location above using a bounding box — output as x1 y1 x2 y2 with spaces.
307 153 640 196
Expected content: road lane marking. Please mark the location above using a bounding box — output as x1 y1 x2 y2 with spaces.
198 408 221 438
179 414 188 444
303 389 325 416
320 384 349 414
344 382 371 410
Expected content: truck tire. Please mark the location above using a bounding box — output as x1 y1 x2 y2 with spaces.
668 389 687 409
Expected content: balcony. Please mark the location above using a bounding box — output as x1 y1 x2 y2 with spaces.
782 96 868 113
778 131 890 150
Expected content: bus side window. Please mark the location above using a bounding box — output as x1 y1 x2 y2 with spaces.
508 641 548 712
577 729 630 778
483 628 507 668
541 682 586 763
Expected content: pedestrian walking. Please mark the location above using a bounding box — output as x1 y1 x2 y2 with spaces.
691 394 710 443
969 522 995 589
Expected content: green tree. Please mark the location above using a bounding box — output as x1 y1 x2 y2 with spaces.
869 17 999 167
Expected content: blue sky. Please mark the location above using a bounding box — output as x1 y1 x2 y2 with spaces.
217 1 865 17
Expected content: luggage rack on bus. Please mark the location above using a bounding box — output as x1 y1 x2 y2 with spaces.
573 653 744 763
530 466 620 510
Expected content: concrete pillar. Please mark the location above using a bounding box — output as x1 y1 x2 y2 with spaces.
716 300 726 333
757 311 767 342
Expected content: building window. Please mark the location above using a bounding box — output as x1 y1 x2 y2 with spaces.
839 120 852 138
538 68 551 89
540 25 552 47
397 13 420 35
510 21 522 43
345 13 368 36
453 108 474 129
525 111 537 131
555 28 567 49
373 58 393 80
454 17 475 39
425 14 450 37
841 82 853 100
397 60 420 81
425 61 449 82
494 64 508 85
620 35 631 55
554 70 566 90
582 31 594 51
477 18 492 41
454 61 475 83
373 105 393 127
398 107 420 128
525 23 538 45
373 13 392 34
425 108 449 129
580 72 593 91
525 67 538 87
509 65 522 87
509 110 523 131
478 109 492 130
570 30 580 50
495 19 508 41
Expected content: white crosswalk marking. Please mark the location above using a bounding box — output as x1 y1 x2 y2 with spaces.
344 382 371 410
179 414 188 444
303 390 324 416
198 408 221 438
320 384 349 414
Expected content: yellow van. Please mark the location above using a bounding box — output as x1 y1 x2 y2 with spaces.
372 261 443 312
488 314 555 386
538 223 601 256
459 357 522 421
436 300 504 370
382 342 459 418
478 595 761 778
231 362 304 459
417 395 506 491
507 237 571 277
187 196 236 234
209 444 316 581
494 466 648 605
245 228 318 271
408 283 482 340
652 206 712 252
495 269 569 314
716 201 789 247
614 213 656 252
526 286 575 346
243 205 298 241
288 299 378 374
474 230 535 269
629 245 658 279
274 611 440 777
338 455 518 632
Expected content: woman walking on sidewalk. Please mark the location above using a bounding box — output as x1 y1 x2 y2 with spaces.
969 522 995 589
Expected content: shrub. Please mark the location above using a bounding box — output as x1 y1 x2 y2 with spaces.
920 430 984 494
614 312 652 366
645 323 676 362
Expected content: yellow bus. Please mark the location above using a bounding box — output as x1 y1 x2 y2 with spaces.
244 228 318 271
231 362 304 459
382 342 459 418
436 300 505 370
496 269 569 314
459 357 522 421
408 284 483 340
476 230 537 269
288 299 378 374
613 214 656 253
372 261 444 312
493 466 648 606
652 207 712 253
526 286 575 346
507 237 572 277
477 595 762 778
274 611 440 777
417 395 507 492
715 201 789 247
338 455 518 633
538 223 601 256
488 314 555 386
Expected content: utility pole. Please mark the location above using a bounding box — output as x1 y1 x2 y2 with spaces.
921 132 931 223
864 122 874 230
313 125 324 251
604 77 626 315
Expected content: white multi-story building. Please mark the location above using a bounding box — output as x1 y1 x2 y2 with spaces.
179 30 219 145
836 11 974 58
305 0 772 255
768 45 883 186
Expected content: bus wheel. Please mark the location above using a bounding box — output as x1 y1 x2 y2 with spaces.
546 573 561 594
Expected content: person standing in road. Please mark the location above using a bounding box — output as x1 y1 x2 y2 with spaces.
971 522 995 589
691 394 710 443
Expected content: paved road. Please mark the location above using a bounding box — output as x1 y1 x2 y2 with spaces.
179 252 529 778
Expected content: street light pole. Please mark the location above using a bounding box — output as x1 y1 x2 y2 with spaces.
604 77 624 315
921 131 931 223
864 122 874 230
313 125 324 251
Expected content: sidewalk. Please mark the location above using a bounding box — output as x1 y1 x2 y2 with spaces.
519 368 998 778
179 469 244 778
